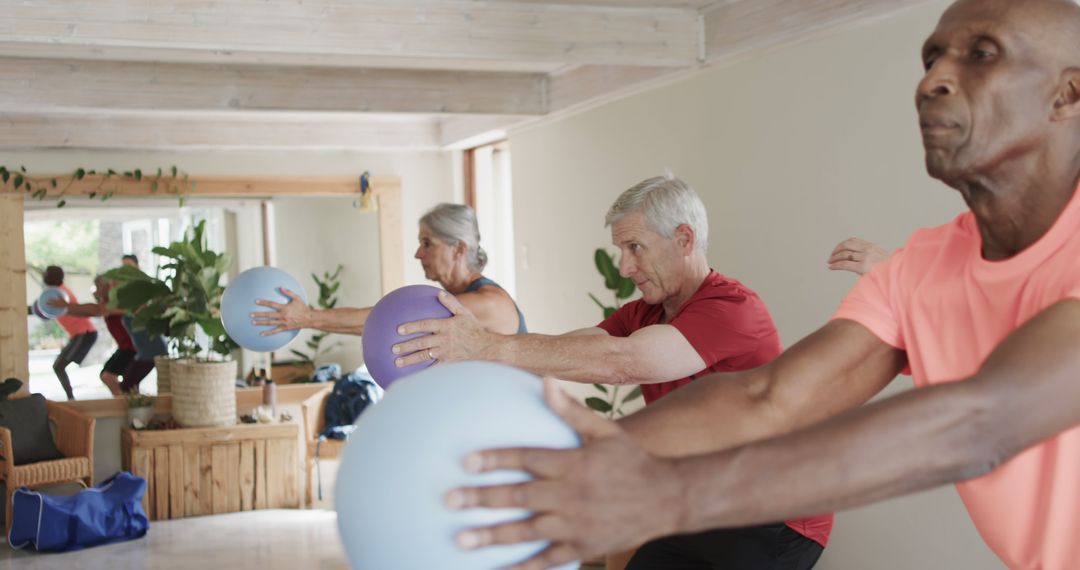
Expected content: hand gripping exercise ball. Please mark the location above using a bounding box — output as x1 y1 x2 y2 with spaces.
221 266 308 352
362 284 452 389
335 361 581 570
36 287 68 320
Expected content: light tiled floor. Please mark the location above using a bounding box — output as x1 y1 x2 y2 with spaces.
0 509 597 570
0 509 348 570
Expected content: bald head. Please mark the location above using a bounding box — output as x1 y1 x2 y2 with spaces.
938 0 1080 67
917 0 1080 185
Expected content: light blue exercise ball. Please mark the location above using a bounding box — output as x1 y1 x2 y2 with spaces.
335 361 581 570
221 266 308 352
37 287 68 319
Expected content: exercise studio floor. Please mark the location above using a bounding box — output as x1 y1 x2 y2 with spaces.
0 510 348 570
0 510 599 570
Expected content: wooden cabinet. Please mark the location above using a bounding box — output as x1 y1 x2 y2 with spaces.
121 423 300 521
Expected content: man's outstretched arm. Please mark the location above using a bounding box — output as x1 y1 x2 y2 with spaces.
673 298 1080 531
394 292 707 385
622 318 905 456
446 300 1080 568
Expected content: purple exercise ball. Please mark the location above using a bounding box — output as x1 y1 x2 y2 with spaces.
362 284 453 389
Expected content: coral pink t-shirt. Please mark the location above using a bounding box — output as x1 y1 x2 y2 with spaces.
56 285 96 337
833 184 1080 570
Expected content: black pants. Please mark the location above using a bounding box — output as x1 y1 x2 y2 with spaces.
626 523 823 570
120 360 156 393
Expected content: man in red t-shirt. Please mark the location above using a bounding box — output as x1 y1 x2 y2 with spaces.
41 266 98 401
396 175 831 569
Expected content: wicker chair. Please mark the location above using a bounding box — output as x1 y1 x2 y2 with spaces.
0 400 95 534
300 386 344 505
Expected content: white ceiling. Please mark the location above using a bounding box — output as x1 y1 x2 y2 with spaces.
0 0 935 152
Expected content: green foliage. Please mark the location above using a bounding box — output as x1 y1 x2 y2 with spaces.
290 265 344 365
126 393 155 409
585 248 643 419
24 220 100 276
0 164 195 208
105 220 238 360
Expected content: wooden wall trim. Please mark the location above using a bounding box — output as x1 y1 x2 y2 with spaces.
0 194 29 396
2 175 403 199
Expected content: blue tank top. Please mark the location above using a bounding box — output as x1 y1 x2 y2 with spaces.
465 277 527 334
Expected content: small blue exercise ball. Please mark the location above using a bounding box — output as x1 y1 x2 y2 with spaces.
335 361 581 570
221 266 308 352
37 287 68 319
362 284 452 389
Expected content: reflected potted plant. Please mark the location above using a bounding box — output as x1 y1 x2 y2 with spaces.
106 220 239 427
288 264 343 378
126 393 155 429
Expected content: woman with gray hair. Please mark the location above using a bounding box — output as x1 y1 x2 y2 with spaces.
252 203 526 337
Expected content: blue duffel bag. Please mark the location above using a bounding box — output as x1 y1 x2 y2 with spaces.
8 471 149 552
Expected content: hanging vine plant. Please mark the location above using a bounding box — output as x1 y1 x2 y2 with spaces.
0 164 195 208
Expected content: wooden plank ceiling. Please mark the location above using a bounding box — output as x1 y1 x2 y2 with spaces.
0 0 933 152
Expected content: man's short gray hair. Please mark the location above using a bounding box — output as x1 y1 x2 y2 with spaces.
605 174 709 251
419 203 488 272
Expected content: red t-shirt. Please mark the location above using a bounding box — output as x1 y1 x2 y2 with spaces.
105 314 135 351
597 270 834 547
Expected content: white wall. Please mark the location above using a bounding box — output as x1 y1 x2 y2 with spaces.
272 196 380 371
509 0 1004 568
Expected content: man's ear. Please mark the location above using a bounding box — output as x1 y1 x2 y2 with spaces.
1052 68 1080 121
675 224 696 253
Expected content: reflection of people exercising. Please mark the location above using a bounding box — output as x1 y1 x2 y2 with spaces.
53 257 167 395
40 266 97 401
55 274 133 396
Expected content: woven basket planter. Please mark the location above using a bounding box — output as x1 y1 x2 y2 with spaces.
154 356 173 394
171 359 238 428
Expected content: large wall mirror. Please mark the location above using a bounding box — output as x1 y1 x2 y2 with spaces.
1 176 402 405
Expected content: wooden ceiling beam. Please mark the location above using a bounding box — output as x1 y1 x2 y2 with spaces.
0 58 547 116
0 112 442 151
703 0 937 63
0 1 701 67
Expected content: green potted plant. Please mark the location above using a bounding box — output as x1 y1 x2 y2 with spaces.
586 248 643 419
106 220 239 427
126 393 156 428
290 264 343 368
